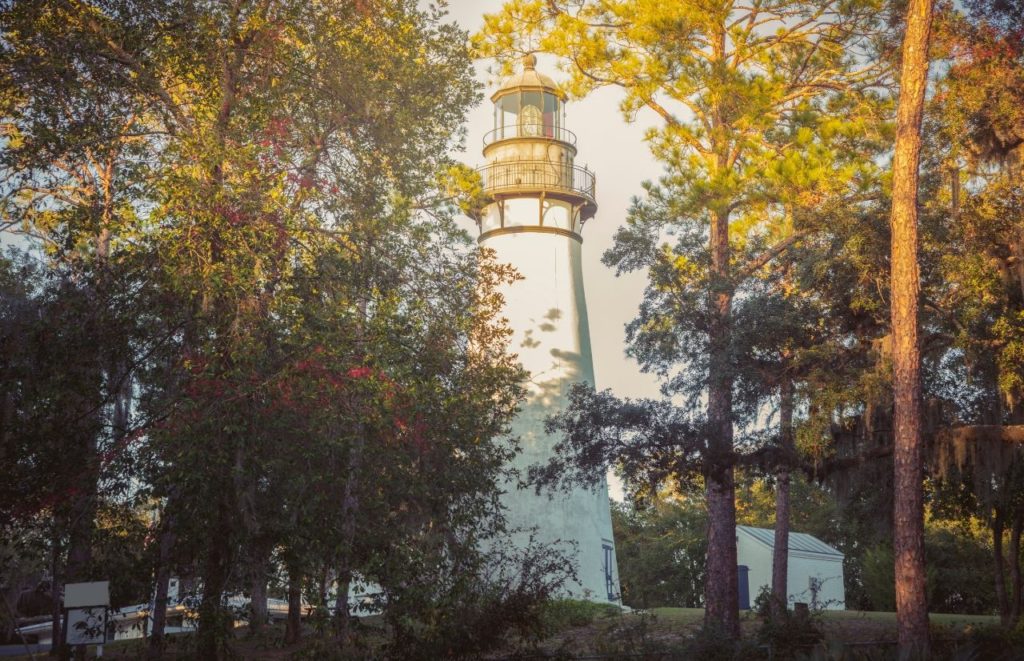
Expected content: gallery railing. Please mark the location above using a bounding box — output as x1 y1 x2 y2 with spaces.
483 124 578 147
477 159 596 202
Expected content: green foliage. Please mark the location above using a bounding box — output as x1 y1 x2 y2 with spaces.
956 624 1024 661
0 1 555 657
611 496 707 609
382 540 575 660
680 624 767 661
584 610 668 658
860 545 897 612
754 587 824 657
476 4 894 638
539 599 620 634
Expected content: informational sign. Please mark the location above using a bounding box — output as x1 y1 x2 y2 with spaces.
64 581 110 646
65 606 108 645
64 581 110 608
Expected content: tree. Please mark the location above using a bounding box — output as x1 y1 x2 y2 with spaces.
475 0 887 636
888 0 935 653
2 1 558 657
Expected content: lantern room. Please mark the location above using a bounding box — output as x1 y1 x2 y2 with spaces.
483 53 573 149
476 54 596 236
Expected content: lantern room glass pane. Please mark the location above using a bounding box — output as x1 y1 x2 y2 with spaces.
499 94 519 139
543 93 559 137
521 91 543 137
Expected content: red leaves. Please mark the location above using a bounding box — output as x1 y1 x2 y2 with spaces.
347 365 374 379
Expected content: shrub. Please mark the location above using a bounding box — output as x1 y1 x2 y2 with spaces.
953 624 1024 661
539 598 621 634
754 587 824 658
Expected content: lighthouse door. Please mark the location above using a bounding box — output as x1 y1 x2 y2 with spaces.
602 544 615 601
738 565 751 610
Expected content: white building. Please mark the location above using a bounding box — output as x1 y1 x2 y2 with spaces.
474 55 621 603
736 525 846 610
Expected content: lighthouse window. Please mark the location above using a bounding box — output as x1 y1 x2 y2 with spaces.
521 104 543 136
498 94 519 140
521 91 543 136
543 93 559 137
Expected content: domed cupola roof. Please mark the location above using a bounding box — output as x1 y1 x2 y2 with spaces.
491 53 564 102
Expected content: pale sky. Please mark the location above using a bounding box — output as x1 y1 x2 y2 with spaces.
446 0 664 402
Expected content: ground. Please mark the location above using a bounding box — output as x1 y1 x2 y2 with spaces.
5 609 1012 659
517 607 1007 658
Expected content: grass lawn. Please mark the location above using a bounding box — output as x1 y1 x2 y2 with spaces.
648 606 999 627
517 606 1009 658
3 609 1007 659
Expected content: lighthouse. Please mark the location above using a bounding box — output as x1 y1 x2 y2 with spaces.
476 54 620 602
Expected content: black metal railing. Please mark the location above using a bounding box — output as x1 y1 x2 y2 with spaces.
477 159 595 201
483 124 577 146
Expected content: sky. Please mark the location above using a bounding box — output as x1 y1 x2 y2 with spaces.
444 0 665 402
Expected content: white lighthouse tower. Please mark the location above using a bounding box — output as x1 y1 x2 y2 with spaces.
476 55 620 602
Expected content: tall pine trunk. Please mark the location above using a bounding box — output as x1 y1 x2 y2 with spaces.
772 377 794 615
889 0 934 655
704 204 738 637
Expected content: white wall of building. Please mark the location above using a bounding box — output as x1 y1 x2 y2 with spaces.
481 228 621 602
736 527 846 611
786 552 845 610
736 529 773 607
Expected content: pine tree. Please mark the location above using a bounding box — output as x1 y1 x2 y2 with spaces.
476 0 887 635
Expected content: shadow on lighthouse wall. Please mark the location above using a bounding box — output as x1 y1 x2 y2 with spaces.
487 235 616 600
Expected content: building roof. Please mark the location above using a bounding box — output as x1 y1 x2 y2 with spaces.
737 525 844 558
492 53 564 101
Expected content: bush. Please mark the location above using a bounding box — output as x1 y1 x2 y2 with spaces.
754 587 824 658
379 536 576 660
953 624 1024 661
539 599 621 633
681 624 767 661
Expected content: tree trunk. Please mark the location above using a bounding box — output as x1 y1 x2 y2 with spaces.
334 571 352 644
196 497 232 660
771 377 794 615
248 547 269 633
993 514 1009 625
50 528 62 658
333 414 365 643
703 204 738 637
147 504 177 660
889 0 934 655
1009 512 1023 625
284 564 302 646
65 452 98 587
146 570 170 661
318 566 331 612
